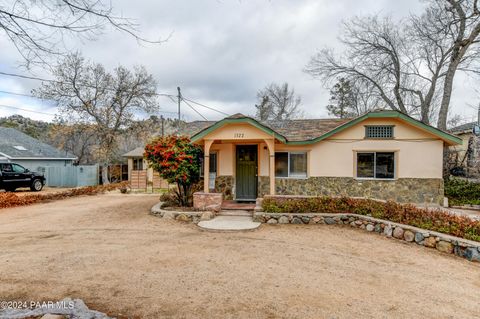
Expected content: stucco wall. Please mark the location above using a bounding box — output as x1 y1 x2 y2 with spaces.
201 118 446 189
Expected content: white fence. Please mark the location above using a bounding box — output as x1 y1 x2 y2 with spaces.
44 165 99 187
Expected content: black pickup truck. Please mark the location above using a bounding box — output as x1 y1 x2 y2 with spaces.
0 163 45 192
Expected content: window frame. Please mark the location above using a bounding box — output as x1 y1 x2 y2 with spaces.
200 152 218 177
355 151 396 180
364 125 395 139
275 151 308 179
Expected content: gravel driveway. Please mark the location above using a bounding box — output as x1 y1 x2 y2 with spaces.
0 194 478 318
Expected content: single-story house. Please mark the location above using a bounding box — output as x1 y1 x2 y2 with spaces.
0 127 77 171
187 110 461 205
123 146 169 189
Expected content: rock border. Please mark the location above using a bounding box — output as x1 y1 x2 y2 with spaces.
253 212 480 263
150 202 214 224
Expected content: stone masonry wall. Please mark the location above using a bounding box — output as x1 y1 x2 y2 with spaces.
258 176 270 198
215 175 234 200
193 192 223 211
275 177 444 204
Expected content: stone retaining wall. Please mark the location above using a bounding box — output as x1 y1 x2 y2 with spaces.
274 177 444 204
151 202 214 224
253 212 480 262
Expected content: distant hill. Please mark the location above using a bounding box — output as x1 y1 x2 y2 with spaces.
0 114 52 141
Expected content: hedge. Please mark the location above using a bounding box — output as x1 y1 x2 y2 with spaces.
445 178 480 206
0 182 127 209
262 196 480 242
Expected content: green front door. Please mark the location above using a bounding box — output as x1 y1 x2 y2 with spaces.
236 145 258 201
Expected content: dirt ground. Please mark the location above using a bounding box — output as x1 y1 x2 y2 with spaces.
0 194 478 319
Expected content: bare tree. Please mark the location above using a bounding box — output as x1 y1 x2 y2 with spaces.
434 0 480 129
0 0 166 67
305 0 480 129
33 53 158 183
255 82 303 121
47 123 97 164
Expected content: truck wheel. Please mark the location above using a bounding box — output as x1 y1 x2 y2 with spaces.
30 179 44 191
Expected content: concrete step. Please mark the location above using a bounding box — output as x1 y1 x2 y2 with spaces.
218 210 252 217
197 215 261 232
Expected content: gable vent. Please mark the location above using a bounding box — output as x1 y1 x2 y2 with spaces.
365 126 394 139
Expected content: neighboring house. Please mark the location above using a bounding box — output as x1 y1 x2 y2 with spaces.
123 146 169 190
0 127 76 171
188 110 461 205
449 121 479 177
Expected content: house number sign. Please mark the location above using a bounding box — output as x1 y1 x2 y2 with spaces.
234 133 245 138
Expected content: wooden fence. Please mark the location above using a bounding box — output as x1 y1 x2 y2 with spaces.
130 170 171 190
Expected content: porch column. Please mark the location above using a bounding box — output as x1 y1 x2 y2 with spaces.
265 139 275 195
203 139 214 193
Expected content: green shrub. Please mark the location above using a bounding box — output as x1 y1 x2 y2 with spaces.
262 196 480 242
445 178 480 206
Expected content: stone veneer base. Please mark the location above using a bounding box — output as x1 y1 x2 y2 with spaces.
254 212 480 262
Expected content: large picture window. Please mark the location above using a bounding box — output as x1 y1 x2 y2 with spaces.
275 152 307 178
356 152 395 179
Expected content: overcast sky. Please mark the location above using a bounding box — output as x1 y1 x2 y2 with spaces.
0 0 479 123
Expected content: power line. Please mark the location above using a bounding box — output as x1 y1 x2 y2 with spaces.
0 71 176 98
182 96 230 116
0 104 56 116
0 90 36 98
182 98 208 121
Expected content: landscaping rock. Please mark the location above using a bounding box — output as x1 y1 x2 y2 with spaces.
200 211 214 221
414 232 424 243
424 236 437 248
366 224 374 232
311 216 322 224
278 216 289 224
324 217 335 225
42 315 66 319
267 218 278 224
163 211 175 219
176 214 190 222
403 230 415 242
292 217 303 224
393 227 404 239
354 220 363 226
205 204 221 213
383 224 393 237
464 247 480 262
436 241 454 254
301 216 310 224
374 224 382 233
359 224 366 229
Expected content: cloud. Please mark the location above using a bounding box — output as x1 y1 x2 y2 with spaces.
0 0 477 123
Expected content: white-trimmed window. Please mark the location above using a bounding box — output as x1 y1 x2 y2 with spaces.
365 125 394 139
357 152 395 179
275 152 307 178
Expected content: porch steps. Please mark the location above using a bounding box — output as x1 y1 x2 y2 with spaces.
218 210 252 217
221 200 255 211
198 215 261 232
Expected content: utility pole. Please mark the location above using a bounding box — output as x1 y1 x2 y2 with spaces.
161 115 165 137
177 86 181 122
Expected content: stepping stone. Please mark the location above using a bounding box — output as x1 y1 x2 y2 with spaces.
198 215 260 231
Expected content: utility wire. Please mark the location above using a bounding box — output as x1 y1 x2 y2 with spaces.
182 98 208 121
0 104 56 116
0 71 231 118
182 96 230 116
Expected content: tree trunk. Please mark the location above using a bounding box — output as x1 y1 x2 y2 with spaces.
102 163 110 185
437 62 459 130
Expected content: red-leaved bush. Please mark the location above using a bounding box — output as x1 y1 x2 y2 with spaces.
262 196 480 242
0 182 127 209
